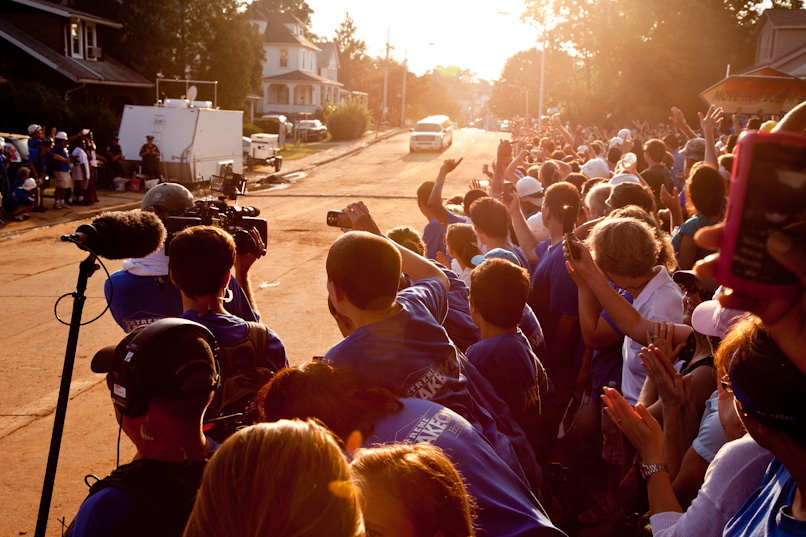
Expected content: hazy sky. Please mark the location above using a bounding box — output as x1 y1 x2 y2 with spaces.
306 0 541 80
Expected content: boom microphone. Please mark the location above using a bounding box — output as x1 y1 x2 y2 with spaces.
61 210 167 259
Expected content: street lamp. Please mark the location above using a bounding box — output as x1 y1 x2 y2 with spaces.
508 83 529 118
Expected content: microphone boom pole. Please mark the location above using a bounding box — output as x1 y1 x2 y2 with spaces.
34 252 98 537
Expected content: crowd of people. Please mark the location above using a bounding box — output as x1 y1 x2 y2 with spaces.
63 100 806 537
0 126 154 226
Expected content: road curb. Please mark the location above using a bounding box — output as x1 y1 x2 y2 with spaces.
0 129 405 239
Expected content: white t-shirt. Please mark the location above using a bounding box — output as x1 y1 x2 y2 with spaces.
621 266 684 405
650 434 773 537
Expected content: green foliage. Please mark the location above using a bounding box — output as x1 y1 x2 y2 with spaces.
65 0 264 111
254 117 281 134
243 123 261 137
0 79 72 133
0 80 118 142
68 98 120 144
250 0 314 26
518 0 775 123
325 100 371 140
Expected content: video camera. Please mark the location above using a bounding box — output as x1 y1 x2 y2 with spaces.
164 173 268 256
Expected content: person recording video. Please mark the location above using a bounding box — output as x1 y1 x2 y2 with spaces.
104 183 260 333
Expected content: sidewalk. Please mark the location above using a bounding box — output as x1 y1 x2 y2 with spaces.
0 128 404 239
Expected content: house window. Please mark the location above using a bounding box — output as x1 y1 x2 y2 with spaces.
68 21 83 58
267 83 289 105
85 23 97 60
280 49 288 68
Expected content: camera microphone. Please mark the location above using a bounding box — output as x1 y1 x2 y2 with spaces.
61 210 167 259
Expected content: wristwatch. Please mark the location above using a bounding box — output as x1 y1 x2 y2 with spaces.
640 463 670 480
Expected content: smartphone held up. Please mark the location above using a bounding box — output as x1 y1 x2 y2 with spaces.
326 210 352 229
717 130 806 297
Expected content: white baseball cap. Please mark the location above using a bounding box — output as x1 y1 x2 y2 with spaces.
618 128 632 142
22 178 37 190
608 136 624 148
581 158 610 180
516 176 544 198
27 124 42 135
526 212 550 243
55 131 68 141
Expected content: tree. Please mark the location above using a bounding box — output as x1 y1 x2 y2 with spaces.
333 13 369 91
65 0 265 111
520 0 774 123
250 0 313 26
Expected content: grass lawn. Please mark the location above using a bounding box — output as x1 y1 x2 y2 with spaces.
279 142 337 161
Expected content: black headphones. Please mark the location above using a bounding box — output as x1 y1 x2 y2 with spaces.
108 318 221 418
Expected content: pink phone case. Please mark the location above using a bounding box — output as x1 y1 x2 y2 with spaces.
717 130 806 297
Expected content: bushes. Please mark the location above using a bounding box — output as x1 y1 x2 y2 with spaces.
243 122 261 137
254 117 281 134
325 100 371 141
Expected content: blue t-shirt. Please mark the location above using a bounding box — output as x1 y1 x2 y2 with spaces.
529 239 583 376
438 265 480 353
591 286 633 395
521 304 549 363
724 459 805 536
423 212 464 260
323 278 538 490
504 244 530 269
671 214 718 262
2 186 35 213
369 398 564 537
104 271 258 333
28 145 47 174
466 331 548 452
50 144 70 173
180 310 287 372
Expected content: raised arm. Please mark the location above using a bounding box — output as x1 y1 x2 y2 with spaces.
491 139 511 199
669 107 697 141
426 158 463 226
503 191 541 263
345 201 449 293
564 236 692 347
698 105 722 170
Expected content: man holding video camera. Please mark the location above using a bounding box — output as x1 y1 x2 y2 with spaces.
104 183 260 333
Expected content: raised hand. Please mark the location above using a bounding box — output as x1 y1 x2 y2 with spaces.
440 157 463 176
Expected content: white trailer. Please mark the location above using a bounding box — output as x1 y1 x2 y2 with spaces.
118 100 243 184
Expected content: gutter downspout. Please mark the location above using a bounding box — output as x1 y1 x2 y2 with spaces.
65 82 86 101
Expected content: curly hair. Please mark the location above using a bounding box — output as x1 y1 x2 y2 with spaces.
588 217 660 278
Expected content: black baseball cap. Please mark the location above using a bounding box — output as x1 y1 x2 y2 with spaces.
92 320 218 400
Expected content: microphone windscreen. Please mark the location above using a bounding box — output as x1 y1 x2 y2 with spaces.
90 210 167 259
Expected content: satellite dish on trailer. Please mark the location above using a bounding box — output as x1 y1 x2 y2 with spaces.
187 85 198 102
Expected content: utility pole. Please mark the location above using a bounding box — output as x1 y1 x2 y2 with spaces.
401 51 407 127
382 28 391 124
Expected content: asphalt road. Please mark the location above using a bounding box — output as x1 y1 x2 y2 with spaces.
0 128 502 535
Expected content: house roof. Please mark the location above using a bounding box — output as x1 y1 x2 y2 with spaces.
250 7 319 51
316 42 340 69
10 0 123 28
0 18 151 87
263 69 342 86
754 9 806 35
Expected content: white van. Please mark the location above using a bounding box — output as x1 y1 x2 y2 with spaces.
409 115 453 152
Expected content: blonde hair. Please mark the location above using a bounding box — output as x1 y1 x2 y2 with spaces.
589 217 660 278
184 420 362 537
351 443 476 537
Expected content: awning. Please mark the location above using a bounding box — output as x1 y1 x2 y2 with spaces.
700 67 806 115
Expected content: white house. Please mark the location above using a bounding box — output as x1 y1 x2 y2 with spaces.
249 9 342 118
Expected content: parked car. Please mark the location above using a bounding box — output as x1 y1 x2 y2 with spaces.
260 114 293 136
296 120 327 142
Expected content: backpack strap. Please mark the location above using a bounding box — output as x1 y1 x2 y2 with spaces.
85 459 206 537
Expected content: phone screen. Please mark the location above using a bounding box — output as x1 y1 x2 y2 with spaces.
731 141 806 285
